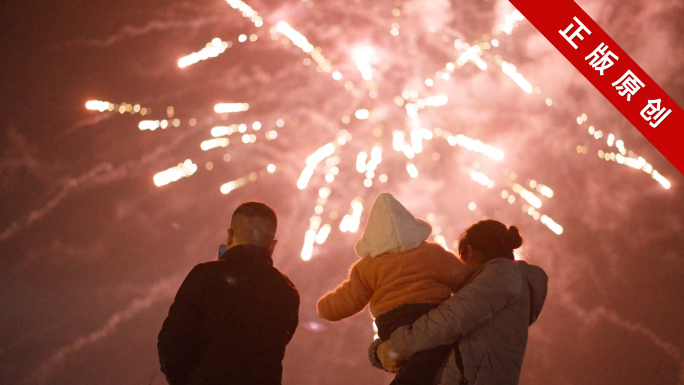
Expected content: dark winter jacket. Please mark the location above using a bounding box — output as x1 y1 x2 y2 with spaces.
158 244 300 385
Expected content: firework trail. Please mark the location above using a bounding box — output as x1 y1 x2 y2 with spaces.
27 276 183 384
556 295 684 385
59 16 224 49
1 122 205 242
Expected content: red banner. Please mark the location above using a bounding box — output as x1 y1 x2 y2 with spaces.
508 0 684 176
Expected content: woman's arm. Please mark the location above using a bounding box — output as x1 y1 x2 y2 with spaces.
317 259 373 321
389 258 523 360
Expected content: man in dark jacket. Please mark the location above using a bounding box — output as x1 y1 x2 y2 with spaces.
158 202 300 385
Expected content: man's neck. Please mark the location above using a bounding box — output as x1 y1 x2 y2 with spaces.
222 244 274 265
229 242 271 252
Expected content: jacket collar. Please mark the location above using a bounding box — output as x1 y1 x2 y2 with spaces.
220 244 274 266
463 257 505 285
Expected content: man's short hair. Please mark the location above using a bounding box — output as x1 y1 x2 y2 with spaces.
231 202 277 246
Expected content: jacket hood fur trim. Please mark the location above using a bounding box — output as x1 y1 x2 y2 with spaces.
355 193 432 258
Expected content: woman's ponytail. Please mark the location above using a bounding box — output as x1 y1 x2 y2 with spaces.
505 226 523 251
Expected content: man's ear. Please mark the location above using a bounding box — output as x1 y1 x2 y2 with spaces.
269 239 278 253
227 228 234 247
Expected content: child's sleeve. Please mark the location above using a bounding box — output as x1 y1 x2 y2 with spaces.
317 259 374 321
433 247 473 293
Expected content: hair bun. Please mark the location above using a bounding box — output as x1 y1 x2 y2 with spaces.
505 226 523 250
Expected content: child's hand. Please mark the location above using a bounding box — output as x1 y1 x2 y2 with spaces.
377 340 406 373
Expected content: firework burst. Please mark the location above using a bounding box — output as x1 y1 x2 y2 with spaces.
83 0 671 262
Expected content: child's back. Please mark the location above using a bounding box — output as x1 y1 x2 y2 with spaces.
316 193 472 384
317 242 469 321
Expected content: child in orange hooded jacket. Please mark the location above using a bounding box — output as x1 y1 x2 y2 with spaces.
317 193 472 384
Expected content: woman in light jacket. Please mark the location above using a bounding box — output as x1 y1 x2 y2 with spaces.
369 220 548 385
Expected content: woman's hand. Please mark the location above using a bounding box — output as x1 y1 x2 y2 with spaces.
377 340 406 373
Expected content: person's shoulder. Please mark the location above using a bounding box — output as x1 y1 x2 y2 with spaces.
271 266 299 293
184 260 228 280
192 260 223 272
419 241 459 260
183 261 210 275
196 259 222 267
374 241 439 259
275 269 300 307
421 241 452 253
351 254 374 269
482 257 520 274
276 268 296 287
479 258 524 291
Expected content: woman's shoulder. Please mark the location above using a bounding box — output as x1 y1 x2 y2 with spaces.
478 258 520 276
475 258 524 290
484 257 517 268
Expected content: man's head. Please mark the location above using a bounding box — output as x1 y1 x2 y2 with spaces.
227 201 278 253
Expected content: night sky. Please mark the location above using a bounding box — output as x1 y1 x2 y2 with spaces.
1 0 683 384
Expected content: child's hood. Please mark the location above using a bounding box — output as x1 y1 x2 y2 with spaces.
354 193 432 258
